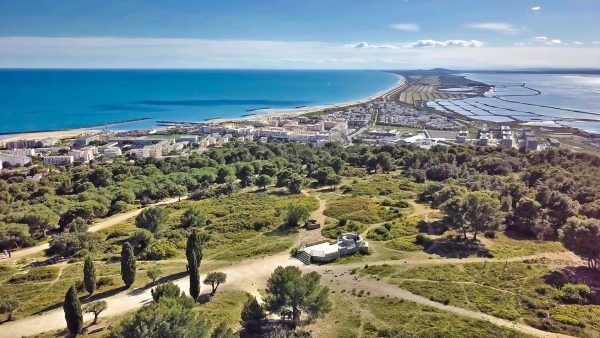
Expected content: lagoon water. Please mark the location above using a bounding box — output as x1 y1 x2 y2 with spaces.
0 69 398 134
462 73 600 134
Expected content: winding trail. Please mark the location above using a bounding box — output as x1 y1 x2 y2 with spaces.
310 264 575 338
0 189 583 338
1 196 188 264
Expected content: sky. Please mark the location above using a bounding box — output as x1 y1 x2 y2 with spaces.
0 0 599 69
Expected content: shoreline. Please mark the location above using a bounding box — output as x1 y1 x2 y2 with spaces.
210 73 407 123
0 73 406 140
0 118 151 141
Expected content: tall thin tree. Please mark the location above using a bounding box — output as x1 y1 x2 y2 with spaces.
83 256 96 295
63 285 83 336
186 230 203 301
120 242 136 288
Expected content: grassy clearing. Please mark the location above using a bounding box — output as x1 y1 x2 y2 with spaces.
482 232 566 259
340 173 417 201
306 294 532 338
97 191 318 262
194 290 251 331
323 196 398 224
360 260 600 337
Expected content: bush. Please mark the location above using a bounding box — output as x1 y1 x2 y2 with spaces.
557 283 592 304
96 276 115 288
143 240 178 260
48 232 100 257
415 233 433 247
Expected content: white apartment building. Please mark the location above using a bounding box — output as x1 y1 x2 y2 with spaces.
43 155 74 166
0 152 32 166
103 147 122 158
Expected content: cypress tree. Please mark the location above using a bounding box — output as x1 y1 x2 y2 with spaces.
63 285 83 336
186 231 203 301
185 230 203 265
188 251 200 300
121 242 136 288
83 256 96 295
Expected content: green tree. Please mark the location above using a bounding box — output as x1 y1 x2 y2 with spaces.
376 152 394 173
265 266 331 325
287 174 303 194
82 300 107 325
236 163 255 187
112 297 211 338
508 198 542 237
256 174 272 190
286 204 310 227
151 282 184 303
203 272 227 295
0 297 18 321
440 195 468 240
63 285 83 336
188 251 200 301
216 166 235 184
146 265 163 284
0 222 31 250
211 323 237 338
241 297 265 334
180 206 206 228
135 207 167 234
83 256 96 295
121 242 136 288
186 231 203 301
559 217 600 270
463 191 504 240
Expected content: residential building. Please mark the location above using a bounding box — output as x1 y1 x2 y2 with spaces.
43 155 74 166
73 134 100 148
0 152 31 166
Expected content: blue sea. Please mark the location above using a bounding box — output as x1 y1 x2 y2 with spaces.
0 69 398 134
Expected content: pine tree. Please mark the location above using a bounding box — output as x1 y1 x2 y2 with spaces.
63 285 83 336
83 256 96 295
121 242 136 288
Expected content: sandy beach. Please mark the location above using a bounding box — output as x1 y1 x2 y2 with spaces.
215 73 407 123
0 128 101 143
0 74 406 141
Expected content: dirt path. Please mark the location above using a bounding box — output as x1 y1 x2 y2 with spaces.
0 251 299 338
308 264 576 338
1 196 188 264
297 190 328 245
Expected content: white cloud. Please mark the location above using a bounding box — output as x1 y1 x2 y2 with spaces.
573 41 584 46
531 6 541 11
594 41 600 45
466 22 520 34
345 41 399 49
389 23 420 32
405 39 484 48
1 36 600 69
532 36 563 45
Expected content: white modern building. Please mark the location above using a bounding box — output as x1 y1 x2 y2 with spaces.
0 152 32 166
296 233 369 264
43 155 74 166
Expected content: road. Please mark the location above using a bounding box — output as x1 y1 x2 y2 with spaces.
1 196 188 264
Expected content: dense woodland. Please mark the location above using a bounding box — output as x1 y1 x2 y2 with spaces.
1 140 599 268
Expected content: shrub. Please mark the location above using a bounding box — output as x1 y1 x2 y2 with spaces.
415 233 432 247
96 276 115 288
557 283 592 304
143 240 178 260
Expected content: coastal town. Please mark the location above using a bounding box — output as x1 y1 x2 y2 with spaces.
0 73 573 170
